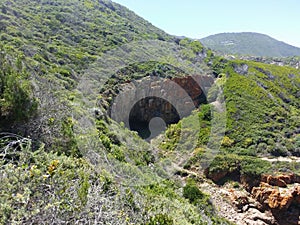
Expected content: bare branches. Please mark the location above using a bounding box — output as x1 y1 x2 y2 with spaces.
0 132 31 162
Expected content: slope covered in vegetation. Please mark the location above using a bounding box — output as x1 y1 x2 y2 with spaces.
0 0 300 224
0 0 231 224
162 57 300 177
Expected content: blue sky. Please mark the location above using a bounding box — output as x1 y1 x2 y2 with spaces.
112 0 300 47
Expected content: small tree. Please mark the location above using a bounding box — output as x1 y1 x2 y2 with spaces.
0 49 37 125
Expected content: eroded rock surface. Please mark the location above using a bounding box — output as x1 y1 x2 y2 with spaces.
252 174 300 225
200 182 277 225
109 75 214 138
203 170 300 224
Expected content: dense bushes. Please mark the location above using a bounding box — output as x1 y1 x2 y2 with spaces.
145 214 173 225
206 154 271 179
183 179 207 204
220 60 300 157
0 137 91 224
0 50 37 126
0 134 234 224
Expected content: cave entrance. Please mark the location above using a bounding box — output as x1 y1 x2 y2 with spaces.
129 96 180 140
109 75 212 141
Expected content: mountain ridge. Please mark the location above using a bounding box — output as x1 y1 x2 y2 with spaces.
200 32 300 57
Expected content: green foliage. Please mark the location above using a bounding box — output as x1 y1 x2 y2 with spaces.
1 0 299 224
0 49 37 125
179 38 203 53
190 40 204 54
183 147 205 169
143 180 179 199
160 122 181 151
145 214 173 225
207 154 241 175
240 157 271 178
207 154 272 180
183 180 206 204
77 171 90 206
221 60 300 157
211 56 228 77
197 104 213 145
179 38 205 61
0 0 173 79
140 178 231 225
0 138 93 224
58 117 81 157
221 136 234 147
199 104 212 121
95 119 127 161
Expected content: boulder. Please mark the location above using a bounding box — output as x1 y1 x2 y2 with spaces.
261 174 299 188
252 182 300 211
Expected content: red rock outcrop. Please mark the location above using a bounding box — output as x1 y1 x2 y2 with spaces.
261 173 300 188
251 174 300 225
205 169 300 224
253 174 300 209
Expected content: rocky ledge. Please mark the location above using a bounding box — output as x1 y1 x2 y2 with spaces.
252 174 300 225
204 170 300 224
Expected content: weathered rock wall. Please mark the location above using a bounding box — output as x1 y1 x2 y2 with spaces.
110 75 214 135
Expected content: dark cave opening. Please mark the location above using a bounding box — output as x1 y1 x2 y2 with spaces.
129 96 180 139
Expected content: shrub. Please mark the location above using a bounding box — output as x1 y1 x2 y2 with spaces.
145 214 173 225
183 180 205 204
59 117 81 157
222 136 235 147
0 51 37 125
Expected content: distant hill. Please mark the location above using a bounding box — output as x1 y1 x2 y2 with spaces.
200 32 300 57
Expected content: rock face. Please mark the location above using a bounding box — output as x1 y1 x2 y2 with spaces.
251 174 300 225
110 75 214 138
205 170 300 225
260 174 300 188
252 183 299 210
233 63 249 75
206 170 229 183
200 182 277 225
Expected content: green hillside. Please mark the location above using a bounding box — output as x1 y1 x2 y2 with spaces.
0 0 230 224
0 0 300 224
0 0 175 138
200 32 300 57
162 58 300 173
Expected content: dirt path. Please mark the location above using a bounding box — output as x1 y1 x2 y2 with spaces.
199 182 245 224
260 156 300 163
